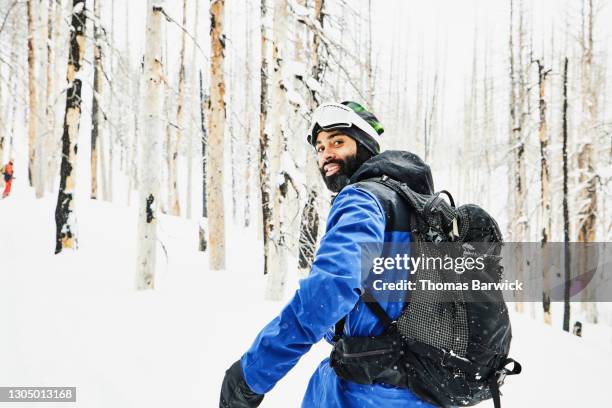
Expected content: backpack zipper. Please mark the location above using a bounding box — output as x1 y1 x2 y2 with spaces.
341 348 394 358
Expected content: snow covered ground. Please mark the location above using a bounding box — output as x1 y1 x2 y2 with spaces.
1 191 611 407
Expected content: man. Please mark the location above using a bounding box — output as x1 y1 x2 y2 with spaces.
220 101 435 407
2 159 14 198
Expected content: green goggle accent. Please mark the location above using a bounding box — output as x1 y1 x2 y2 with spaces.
342 101 384 135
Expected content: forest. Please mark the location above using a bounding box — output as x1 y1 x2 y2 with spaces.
0 0 610 333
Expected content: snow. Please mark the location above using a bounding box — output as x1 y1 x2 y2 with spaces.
72 2 84 14
284 60 308 78
285 86 306 109
304 76 323 95
1 191 612 407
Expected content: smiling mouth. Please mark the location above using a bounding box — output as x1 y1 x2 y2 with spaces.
324 163 340 177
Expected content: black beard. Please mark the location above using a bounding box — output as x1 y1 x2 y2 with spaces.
319 149 371 192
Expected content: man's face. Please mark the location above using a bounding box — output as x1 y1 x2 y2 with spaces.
315 130 359 192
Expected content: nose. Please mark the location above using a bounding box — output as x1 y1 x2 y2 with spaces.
322 147 336 162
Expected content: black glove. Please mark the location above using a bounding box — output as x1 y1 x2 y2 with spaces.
219 360 264 408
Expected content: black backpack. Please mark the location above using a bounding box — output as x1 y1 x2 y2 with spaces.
330 175 521 408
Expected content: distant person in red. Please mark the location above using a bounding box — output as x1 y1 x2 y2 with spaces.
2 159 14 198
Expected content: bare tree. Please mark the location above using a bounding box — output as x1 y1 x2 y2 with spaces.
34 2 46 197
91 0 109 202
186 0 200 219
483 32 495 206
562 56 571 332
508 0 517 241
366 0 374 107
136 0 164 289
90 0 103 200
208 0 226 270
26 0 39 193
243 0 253 228
169 0 188 217
516 2 529 245
40 0 56 197
536 59 552 324
54 0 86 253
107 0 115 202
198 70 208 252
508 0 529 313
310 0 324 106
415 48 424 160
127 67 141 207
463 24 478 200
3 9 19 166
265 0 290 300
125 0 139 206
228 17 237 223
0 4 19 164
163 67 173 214
46 0 67 193
0 68 3 166
577 0 598 323
297 0 325 277
259 0 272 275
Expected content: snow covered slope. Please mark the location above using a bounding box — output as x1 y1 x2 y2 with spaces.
1 193 610 407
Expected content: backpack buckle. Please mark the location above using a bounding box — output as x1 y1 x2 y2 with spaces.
386 320 398 334
449 218 459 241
440 350 451 367
496 368 507 386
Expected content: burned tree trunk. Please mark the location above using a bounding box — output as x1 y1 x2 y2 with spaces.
562 57 571 332
54 0 86 253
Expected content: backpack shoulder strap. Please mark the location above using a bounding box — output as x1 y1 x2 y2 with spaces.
488 358 522 408
361 290 395 329
333 316 346 342
370 175 427 213
369 175 462 241
333 290 396 341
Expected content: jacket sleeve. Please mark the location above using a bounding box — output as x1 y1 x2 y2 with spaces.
239 185 386 394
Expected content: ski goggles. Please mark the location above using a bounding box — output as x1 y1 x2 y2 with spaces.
307 103 381 146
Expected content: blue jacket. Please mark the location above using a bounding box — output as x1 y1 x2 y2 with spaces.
241 151 436 407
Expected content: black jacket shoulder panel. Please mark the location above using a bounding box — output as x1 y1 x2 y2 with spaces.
350 150 434 195
347 150 434 234
353 180 412 233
